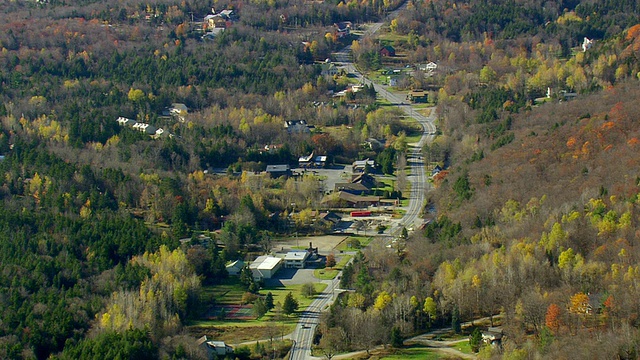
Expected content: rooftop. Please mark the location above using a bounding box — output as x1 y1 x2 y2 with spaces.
250 255 282 270
284 251 309 261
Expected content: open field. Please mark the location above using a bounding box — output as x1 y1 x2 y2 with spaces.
340 344 444 360
275 234 348 253
191 281 328 343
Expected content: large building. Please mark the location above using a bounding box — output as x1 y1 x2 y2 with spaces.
249 255 283 281
284 251 310 269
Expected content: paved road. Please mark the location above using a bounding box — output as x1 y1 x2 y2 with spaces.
335 46 436 238
289 275 344 360
289 3 436 359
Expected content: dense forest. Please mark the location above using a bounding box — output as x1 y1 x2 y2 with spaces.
2 0 640 356
318 0 640 357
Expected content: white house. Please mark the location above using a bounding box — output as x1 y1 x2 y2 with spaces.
419 62 437 72
284 251 309 269
250 255 282 281
582 37 593 52
116 116 136 126
225 260 245 276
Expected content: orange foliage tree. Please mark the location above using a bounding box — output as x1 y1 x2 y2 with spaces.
545 303 562 333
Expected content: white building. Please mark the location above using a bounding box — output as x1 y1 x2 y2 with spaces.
250 255 282 281
284 251 309 269
225 259 245 276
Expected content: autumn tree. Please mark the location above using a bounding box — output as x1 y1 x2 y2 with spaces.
326 253 337 268
423 297 437 328
545 303 562 333
569 292 590 315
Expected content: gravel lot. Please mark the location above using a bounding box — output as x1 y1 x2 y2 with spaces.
273 234 349 254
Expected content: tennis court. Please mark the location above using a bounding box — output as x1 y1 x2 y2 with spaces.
208 304 254 320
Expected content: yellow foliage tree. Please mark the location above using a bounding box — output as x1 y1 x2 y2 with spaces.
569 292 590 315
374 291 393 311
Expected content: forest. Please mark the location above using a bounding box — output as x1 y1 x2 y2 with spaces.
1 0 640 357
315 0 640 357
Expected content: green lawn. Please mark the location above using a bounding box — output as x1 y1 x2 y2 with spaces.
201 278 246 305
377 32 409 43
377 344 441 359
335 237 373 252
314 268 339 280
449 340 472 354
314 254 354 279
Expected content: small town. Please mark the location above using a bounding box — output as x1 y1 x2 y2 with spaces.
1 0 640 359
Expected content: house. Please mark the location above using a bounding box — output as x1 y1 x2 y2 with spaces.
481 327 503 347
250 255 283 281
352 158 376 173
320 62 339 76
133 122 158 135
169 103 188 115
116 116 137 127
266 164 291 178
204 14 228 29
419 62 438 72
431 165 442 177
335 173 377 195
335 182 371 195
364 138 385 151
197 336 234 359
334 21 352 38
314 155 327 167
284 120 311 134
582 37 593 52
380 45 395 57
225 260 245 276
407 89 428 103
298 152 314 168
337 191 380 207
319 212 341 225
351 173 378 188
284 251 310 269
218 9 237 20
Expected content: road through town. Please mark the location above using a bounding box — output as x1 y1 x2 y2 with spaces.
289 4 436 359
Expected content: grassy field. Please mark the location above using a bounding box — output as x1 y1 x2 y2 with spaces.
189 280 327 328
449 340 472 354
374 344 442 359
335 236 373 252
314 254 354 279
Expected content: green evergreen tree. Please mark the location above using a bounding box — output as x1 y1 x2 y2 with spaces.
253 298 268 319
265 292 275 311
390 327 403 348
282 292 299 316
469 327 483 352
452 307 462 333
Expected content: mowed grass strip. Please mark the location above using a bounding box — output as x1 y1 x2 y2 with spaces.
375 344 442 359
